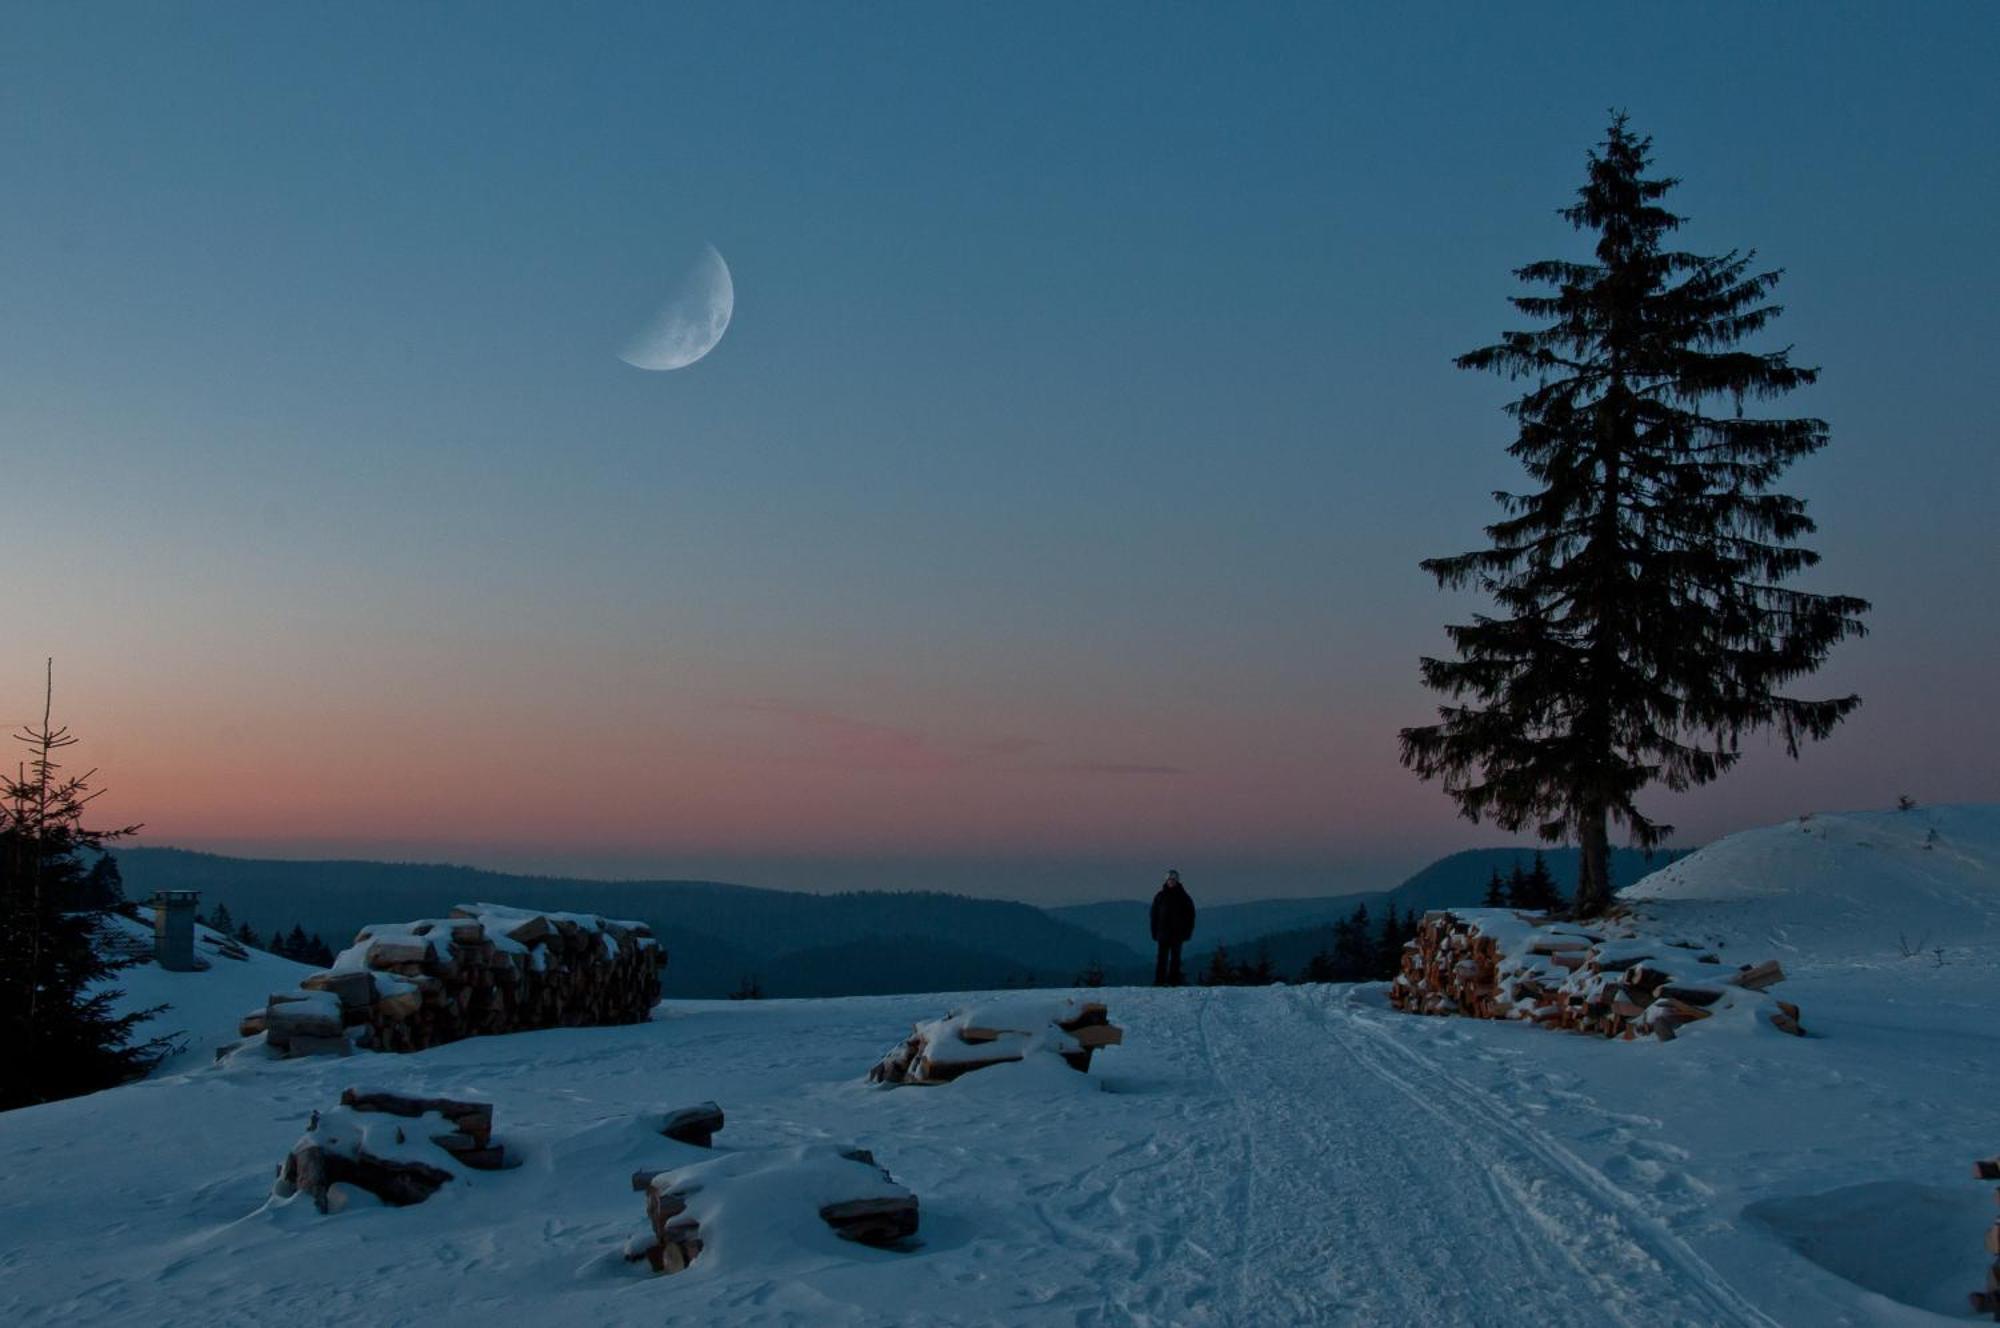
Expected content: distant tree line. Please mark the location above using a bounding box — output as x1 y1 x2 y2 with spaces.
1479 852 1564 912
1191 902 1422 988
198 901 336 966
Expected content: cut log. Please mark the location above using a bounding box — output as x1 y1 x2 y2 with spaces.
1657 984 1724 1007
1069 1023 1123 1049
659 1102 725 1148
300 970 376 1010
1731 959 1786 992
286 1140 454 1212
819 1195 920 1246
339 1089 493 1144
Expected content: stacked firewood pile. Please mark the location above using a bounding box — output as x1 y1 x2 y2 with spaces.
1972 1155 2000 1318
273 1088 506 1213
1390 909 1802 1041
626 1141 919 1276
870 996 1123 1085
243 902 664 1056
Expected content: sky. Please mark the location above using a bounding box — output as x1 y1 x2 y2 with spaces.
4 3 1996 903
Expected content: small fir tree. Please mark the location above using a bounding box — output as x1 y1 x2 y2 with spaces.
1481 868 1506 908
1400 115 1868 916
0 665 164 1109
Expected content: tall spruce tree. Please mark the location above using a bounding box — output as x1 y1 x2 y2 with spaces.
1400 116 1868 917
0 665 163 1109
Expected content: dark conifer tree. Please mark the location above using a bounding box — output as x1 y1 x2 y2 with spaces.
208 902 235 937
77 854 125 912
1333 903 1373 979
1248 943 1277 986
1482 868 1506 908
281 924 310 961
236 920 260 949
0 667 164 1109
1201 944 1235 987
1505 863 1529 910
1400 116 1868 916
1375 903 1405 980
1525 852 1563 911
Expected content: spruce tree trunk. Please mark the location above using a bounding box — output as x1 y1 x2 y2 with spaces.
1575 808 1611 918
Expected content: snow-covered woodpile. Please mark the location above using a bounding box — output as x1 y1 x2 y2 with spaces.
242 902 664 1056
626 1144 919 1275
869 995 1123 1085
273 1088 506 1213
1972 1154 2000 1318
1390 909 1802 1041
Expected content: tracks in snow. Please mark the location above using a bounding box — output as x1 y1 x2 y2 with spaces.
1081 986 1775 1327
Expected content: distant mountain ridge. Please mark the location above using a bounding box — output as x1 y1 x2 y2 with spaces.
112 842 1693 1000
111 848 1142 999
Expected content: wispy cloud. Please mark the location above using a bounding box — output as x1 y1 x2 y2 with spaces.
722 702 1184 779
727 702 965 772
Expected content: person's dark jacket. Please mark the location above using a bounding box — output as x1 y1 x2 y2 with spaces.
1150 882 1196 945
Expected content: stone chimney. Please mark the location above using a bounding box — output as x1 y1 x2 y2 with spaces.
150 890 200 971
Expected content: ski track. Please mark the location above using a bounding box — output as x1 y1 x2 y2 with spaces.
1060 986 1779 1328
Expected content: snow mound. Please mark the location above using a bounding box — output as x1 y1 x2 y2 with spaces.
631 1144 918 1276
1623 803 2000 970
1745 1180 1988 1317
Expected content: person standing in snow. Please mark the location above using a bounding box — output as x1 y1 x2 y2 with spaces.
1150 870 1197 986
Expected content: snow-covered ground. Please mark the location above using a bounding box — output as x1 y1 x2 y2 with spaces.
95 913 318 1070
3 805 1996 1326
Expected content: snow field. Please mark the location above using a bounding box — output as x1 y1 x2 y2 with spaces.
1 803 1993 1325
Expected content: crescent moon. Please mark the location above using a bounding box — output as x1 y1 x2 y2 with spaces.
620 243 734 371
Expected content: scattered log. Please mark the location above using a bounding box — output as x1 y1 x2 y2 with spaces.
820 1196 920 1246
339 1089 494 1147
631 1144 917 1276
659 1102 725 1148
274 1091 506 1212
1730 959 1786 992
871 997 1122 1085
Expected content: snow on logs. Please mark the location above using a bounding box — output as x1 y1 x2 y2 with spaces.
1972 1155 2000 1318
1389 909 1802 1041
244 902 664 1056
625 1145 920 1276
273 1089 507 1213
868 996 1123 1085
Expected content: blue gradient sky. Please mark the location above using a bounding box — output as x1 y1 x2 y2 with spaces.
4 4 1995 901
